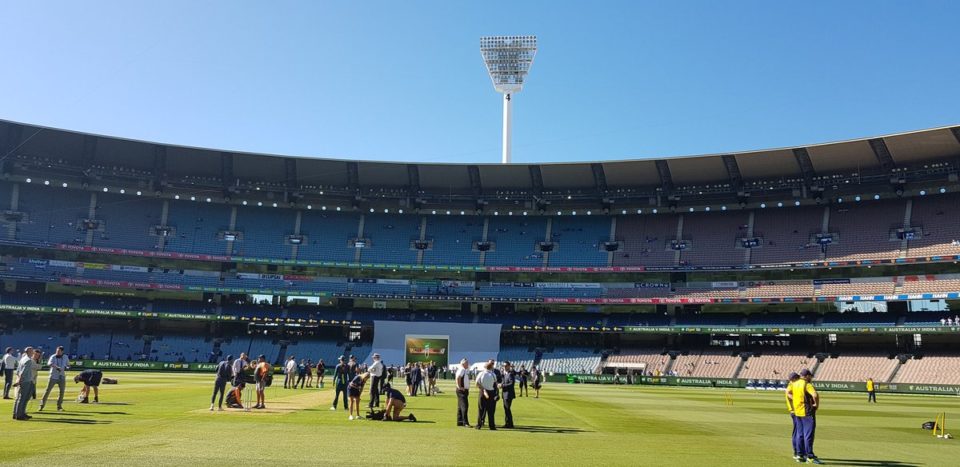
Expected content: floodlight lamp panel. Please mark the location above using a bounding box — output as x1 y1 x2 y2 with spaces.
480 35 537 94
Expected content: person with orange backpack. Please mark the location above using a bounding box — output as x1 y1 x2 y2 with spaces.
253 355 272 410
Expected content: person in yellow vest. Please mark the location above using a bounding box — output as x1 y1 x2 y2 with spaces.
866 378 877 403
787 368 821 464
786 372 803 461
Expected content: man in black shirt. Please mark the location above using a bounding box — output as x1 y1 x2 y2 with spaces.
500 361 516 428
74 369 103 403
411 364 422 397
210 355 233 411
426 362 438 396
330 356 348 411
518 366 529 397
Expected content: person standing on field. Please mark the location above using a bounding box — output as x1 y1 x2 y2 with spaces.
284 356 296 389
211 355 233 411
455 358 471 427
12 347 36 420
866 378 877 403
2 347 17 399
39 346 68 412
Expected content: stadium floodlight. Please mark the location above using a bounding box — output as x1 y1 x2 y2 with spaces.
480 35 537 164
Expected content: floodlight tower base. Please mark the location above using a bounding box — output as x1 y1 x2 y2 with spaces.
502 93 512 164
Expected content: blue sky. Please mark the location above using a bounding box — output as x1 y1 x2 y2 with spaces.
1 1 958 164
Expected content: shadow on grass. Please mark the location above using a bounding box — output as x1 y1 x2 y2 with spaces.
506 425 589 434
819 459 922 467
31 417 113 425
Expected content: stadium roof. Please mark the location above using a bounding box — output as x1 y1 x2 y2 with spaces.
2 118 959 203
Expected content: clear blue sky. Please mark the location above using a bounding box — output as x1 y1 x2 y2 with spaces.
1 1 958 164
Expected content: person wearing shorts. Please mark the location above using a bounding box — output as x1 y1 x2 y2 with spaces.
74 369 103 403
253 355 271 409
347 372 369 420
530 365 542 398
383 384 415 422
316 359 326 388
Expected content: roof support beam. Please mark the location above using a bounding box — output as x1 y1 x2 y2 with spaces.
590 163 608 193
1 123 24 175
407 164 420 194
80 135 98 167
346 162 360 194
284 158 298 191
654 160 674 192
467 165 482 197
220 152 234 189
152 145 167 191
529 165 543 195
720 155 742 189
792 148 815 187
868 138 896 172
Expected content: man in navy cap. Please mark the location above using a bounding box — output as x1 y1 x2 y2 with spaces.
785 372 801 461
788 368 821 464
210 355 233 411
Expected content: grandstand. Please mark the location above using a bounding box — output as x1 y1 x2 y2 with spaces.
0 119 959 393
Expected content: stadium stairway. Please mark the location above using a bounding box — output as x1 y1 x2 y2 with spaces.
886 357 905 383
663 354 677 376
732 356 747 378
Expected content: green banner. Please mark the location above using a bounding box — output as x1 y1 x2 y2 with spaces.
602 375 960 395
623 325 960 335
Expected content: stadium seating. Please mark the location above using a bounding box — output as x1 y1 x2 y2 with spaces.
681 211 750 267
606 349 670 375
497 345 536 370
484 216 548 266
233 206 297 259
906 194 960 258
814 354 899 382
283 339 347 366
422 216 483 266
93 193 164 251
750 206 825 264
612 214 679 267
546 216 609 267
0 327 65 354
672 351 741 378
15 183 91 245
150 335 212 362
359 214 421 265
164 200 230 255
893 355 960 385
737 353 814 380
296 211 360 262
77 331 141 360
538 347 601 374
826 201 905 261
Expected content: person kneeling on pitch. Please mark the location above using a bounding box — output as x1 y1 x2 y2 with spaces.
74 369 103 404
382 383 416 422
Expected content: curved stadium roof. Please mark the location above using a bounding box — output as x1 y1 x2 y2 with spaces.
1 118 959 201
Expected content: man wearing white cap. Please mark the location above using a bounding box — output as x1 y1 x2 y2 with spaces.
368 353 384 409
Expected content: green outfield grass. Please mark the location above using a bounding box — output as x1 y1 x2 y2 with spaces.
0 372 954 466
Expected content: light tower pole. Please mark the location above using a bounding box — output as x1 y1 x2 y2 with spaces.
481 35 537 164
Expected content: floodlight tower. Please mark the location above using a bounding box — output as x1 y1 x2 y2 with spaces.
480 35 537 164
